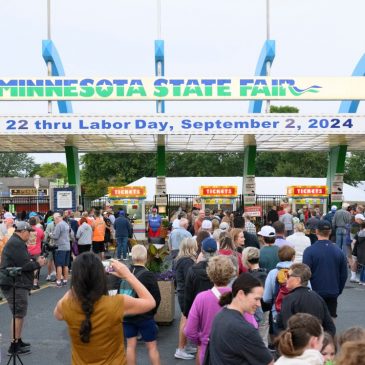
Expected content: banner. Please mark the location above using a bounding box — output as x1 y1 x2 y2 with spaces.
0 114 360 135
0 77 365 100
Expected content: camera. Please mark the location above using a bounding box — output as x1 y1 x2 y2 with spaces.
102 260 114 273
41 242 58 258
5 267 22 277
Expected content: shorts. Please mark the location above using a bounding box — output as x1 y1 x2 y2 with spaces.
322 296 338 318
1 287 29 318
92 241 105 254
123 318 158 342
54 250 70 267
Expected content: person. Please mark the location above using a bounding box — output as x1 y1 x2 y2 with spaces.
207 273 273 365
336 341 365 365
114 211 133 260
76 217 93 254
147 207 162 240
279 207 294 237
273 221 293 248
258 225 280 272
351 220 365 284
262 245 296 333
275 313 324 365
337 326 365 347
218 235 247 273
320 332 336 365
332 202 352 254
44 215 57 281
28 216 45 290
168 218 192 259
91 209 106 260
123 245 161 365
184 256 236 364
230 228 245 253
243 213 257 234
51 212 71 288
54 252 156 365
286 223 311 263
193 210 205 234
0 221 47 355
174 237 198 360
267 206 279 225
183 237 217 318
276 263 336 336
303 220 348 319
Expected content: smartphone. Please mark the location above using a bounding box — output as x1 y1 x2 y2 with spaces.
101 259 114 273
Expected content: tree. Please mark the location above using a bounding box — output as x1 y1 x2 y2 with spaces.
31 162 68 182
344 152 365 186
0 153 36 177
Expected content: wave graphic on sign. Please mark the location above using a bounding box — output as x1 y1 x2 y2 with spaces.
289 85 322 96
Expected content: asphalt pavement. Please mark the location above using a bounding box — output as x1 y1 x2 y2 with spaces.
0 268 365 365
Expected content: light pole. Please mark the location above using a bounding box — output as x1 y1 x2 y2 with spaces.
33 175 40 213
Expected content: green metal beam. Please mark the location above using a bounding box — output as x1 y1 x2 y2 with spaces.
156 144 166 176
65 146 80 186
327 145 347 208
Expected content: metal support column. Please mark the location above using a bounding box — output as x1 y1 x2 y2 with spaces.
243 145 257 207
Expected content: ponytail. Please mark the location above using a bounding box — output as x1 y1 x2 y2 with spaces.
219 291 233 306
278 329 304 357
79 299 94 343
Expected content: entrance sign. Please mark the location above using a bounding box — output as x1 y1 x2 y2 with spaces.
108 186 146 198
0 114 361 135
1 77 365 100
287 185 328 197
199 186 238 197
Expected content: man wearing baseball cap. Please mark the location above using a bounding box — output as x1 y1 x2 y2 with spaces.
258 225 280 272
0 221 47 355
303 220 347 319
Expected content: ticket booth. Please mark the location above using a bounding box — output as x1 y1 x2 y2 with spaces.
199 185 238 212
287 185 328 215
108 186 147 241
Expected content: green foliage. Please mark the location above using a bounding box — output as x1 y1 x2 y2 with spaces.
344 152 365 186
31 162 68 182
0 153 36 177
146 244 170 273
270 105 299 113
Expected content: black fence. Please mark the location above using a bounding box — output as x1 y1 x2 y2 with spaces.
80 196 109 212
164 195 200 218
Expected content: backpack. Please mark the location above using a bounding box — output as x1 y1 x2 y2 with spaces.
119 268 147 297
274 267 290 313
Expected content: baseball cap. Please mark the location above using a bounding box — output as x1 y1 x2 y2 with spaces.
201 220 213 230
257 225 276 237
4 212 14 219
15 221 34 232
201 237 217 253
29 212 38 218
331 205 337 211
219 222 229 231
355 214 365 221
317 220 332 230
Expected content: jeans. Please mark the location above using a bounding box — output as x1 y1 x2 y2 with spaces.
117 236 129 259
360 266 365 283
335 227 347 255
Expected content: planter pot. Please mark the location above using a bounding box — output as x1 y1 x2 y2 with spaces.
154 280 175 325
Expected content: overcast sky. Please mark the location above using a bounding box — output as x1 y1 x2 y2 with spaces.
1 0 365 163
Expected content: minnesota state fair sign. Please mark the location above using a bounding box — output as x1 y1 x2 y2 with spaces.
200 186 238 197
1 77 365 100
108 186 146 199
287 186 328 197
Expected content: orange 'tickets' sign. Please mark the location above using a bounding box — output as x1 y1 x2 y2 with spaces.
287 185 328 197
200 185 238 197
108 186 146 198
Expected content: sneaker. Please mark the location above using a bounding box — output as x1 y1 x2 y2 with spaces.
123 257 128 261
46 275 51 281
359 282 365 286
350 278 360 283
7 342 31 356
62 280 68 286
56 281 63 288
184 345 198 354
18 339 31 349
32 284 40 290
174 348 195 360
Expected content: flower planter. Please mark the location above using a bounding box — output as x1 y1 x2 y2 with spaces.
154 280 175 325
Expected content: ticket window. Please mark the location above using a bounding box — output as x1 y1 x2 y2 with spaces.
203 199 236 213
291 198 327 216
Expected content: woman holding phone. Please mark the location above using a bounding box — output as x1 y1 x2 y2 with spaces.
54 252 155 365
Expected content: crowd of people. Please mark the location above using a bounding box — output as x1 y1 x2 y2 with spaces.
0 202 365 364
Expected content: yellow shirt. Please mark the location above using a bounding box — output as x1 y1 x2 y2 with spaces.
61 294 126 365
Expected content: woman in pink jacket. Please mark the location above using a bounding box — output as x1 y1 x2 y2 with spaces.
184 255 257 364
